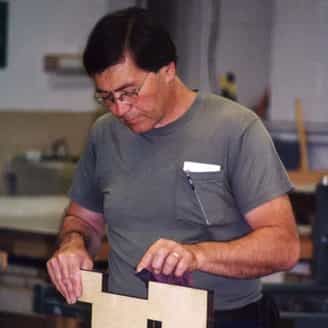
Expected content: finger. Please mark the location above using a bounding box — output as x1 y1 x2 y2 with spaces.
47 260 66 297
174 253 191 277
59 255 76 303
55 256 74 303
72 270 82 300
47 259 66 297
136 239 175 273
136 251 154 273
151 248 170 274
47 259 69 301
81 255 93 270
67 258 82 303
162 252 180 275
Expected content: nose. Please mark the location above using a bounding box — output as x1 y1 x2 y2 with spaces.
110 101 131 118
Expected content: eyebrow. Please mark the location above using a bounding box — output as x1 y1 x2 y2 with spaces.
96 82 136 94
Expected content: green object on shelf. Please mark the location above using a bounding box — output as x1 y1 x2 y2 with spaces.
0 1 8 68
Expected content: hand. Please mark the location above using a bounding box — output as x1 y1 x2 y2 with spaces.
47 241 93 304
136 239 201 277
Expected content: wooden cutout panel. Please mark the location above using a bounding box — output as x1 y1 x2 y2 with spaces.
79 271 211 328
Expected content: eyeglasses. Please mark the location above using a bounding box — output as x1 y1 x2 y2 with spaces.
95 73 150 106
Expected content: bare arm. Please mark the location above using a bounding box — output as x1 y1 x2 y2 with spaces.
47 201 105 303
137 195 300 279
189 194 300 278
58 201 105 257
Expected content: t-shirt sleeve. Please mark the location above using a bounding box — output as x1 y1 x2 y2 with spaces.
228 118 292 215
68 129 103 213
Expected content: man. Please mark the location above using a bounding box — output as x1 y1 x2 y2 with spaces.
47 7 300 327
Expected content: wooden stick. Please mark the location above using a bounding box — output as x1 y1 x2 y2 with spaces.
295 98 309 171
0 250 8 271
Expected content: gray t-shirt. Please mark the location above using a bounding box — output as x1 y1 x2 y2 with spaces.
69 92 292 310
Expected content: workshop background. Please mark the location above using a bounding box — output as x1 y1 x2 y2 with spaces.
1 0 328 327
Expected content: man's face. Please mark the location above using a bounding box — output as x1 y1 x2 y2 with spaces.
94 56 174 133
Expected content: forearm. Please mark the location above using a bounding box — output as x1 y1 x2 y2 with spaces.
190 227 300 279
59 215 104 258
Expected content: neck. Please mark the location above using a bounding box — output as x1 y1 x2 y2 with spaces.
155 77 197 128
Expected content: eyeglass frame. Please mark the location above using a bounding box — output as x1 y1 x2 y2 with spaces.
94 73 150 106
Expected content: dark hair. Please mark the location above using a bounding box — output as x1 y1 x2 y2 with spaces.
83 7 177 76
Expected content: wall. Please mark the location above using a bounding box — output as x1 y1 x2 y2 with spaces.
109 0 137 12
2 0 328 119
269 0 328 169
0 0 135 112
156 0 273 109
172 0 208 92
0 0 272 112
146 0 211 92
270 0 328 123
216 0 272 107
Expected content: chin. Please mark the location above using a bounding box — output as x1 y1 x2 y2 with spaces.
127 122 154 134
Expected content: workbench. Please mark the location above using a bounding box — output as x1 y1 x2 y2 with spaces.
0 196 109 264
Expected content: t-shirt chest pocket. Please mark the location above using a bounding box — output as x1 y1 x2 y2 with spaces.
175 169 234 226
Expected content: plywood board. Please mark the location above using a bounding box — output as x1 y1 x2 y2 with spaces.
79 270 212 328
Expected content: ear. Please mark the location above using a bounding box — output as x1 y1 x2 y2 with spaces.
159 62 176 83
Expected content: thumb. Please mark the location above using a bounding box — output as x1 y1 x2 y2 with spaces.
76 256 93 300
81 256 94 271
